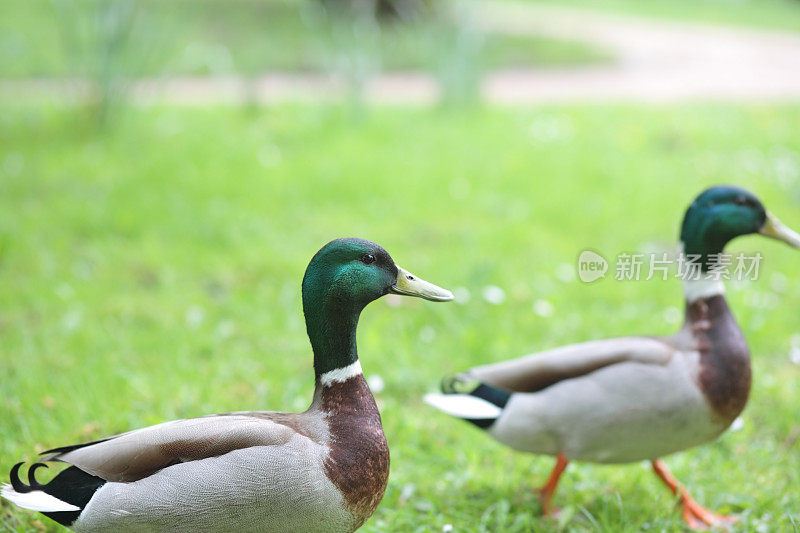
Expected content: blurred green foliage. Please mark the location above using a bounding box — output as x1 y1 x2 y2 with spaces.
0 0 608 79
0 102 799 531
0 0 613 119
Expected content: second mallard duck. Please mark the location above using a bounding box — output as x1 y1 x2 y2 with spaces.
425 186 799 529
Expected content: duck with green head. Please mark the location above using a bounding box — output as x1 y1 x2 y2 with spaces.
425 186 799 529
2 238 453 532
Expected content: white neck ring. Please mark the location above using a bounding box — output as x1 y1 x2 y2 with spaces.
682 278 725 303
319 360 363 387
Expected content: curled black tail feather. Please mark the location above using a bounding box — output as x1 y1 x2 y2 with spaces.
440 374 511 429
10 462 49 493
441 375 511 408
7 462 105 527
440 375 462 394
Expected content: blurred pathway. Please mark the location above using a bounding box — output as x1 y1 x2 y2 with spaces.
3 1 800 104
479 1 800 103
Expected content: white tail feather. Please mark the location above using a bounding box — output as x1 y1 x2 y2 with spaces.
424 393 503 419
1 484 80 512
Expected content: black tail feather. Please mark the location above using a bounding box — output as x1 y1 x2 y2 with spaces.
440 374 511 429
441 375 511 407
28 463 49 490
41 436 114 458
9 462 29 493
8 462 105 527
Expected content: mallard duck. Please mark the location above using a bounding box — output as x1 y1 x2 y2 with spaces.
425 186 800 529
2 238 453 532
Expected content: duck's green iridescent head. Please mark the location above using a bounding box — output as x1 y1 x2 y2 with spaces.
302 238 453 310
302 238 453 375
681 185 800 268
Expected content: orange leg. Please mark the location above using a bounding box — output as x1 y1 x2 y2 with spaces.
535 453 568 517
652 459 738 530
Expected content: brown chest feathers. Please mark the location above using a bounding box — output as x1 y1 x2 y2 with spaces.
686 295 751 423
321 375 390 527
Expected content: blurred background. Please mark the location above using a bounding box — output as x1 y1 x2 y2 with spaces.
1 0 800 531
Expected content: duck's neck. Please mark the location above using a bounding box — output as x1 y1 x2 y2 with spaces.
305 304 377 418
678 238 727 304
680 234 728 267
304 298 364 380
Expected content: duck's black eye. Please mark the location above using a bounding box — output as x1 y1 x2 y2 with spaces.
734 195 748 206
360 253 376 265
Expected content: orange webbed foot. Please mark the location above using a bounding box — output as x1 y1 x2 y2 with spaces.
680 498 738 530
652 459 738 531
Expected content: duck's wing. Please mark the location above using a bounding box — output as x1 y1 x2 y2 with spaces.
468 337 676 393
41 413 308 482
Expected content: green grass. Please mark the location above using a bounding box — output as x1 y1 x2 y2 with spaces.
1 103 800 532
527 0 800 33
0 0 609 79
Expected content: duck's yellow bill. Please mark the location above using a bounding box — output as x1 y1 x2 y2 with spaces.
390 266 454 302
759 212 800 249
